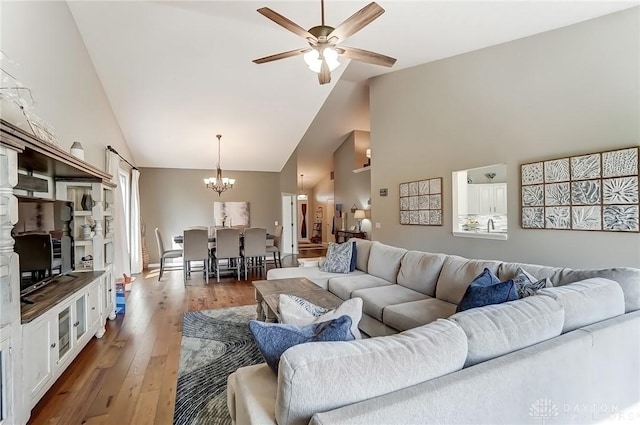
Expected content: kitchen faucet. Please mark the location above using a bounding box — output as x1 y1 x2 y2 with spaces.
487 219 495 233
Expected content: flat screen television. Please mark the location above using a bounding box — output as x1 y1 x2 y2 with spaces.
14 199 74 296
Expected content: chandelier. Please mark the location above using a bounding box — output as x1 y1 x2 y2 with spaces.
204 134 235 196
297 174 308 201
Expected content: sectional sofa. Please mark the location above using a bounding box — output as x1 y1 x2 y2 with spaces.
265 239 640 337
227 239 640 424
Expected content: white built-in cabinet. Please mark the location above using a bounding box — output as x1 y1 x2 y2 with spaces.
467 183 508 215
1 119 117 425
23 279 102 408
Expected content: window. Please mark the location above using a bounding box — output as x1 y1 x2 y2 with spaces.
452 164 508 240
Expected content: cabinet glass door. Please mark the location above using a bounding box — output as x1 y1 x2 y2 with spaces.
58 306 72 360
75 295 87 341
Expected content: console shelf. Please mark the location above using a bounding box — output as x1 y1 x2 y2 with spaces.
21 271 104 324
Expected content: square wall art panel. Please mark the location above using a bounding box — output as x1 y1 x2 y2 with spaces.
400 177 443 226
521 146 639 232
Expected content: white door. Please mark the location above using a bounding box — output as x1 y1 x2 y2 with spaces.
281 194 297 254
325 199 335 243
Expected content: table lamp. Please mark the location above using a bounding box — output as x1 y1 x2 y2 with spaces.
354 210 366 232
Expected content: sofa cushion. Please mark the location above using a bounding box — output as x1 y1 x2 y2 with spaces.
499 263 640 313
351 285 429 321
367 243 407 283
384 298 457 332
275 319 468 425
227 364 277 425
279 295 363 339
350 238 376 272
267 267 365 290
435 256 503 305
449 295 564 367
553 268 640 313
328 274 393 301
456 269 518 313
320 242 354 274
397 251 447 296
537 278 625 333
248 316 354 372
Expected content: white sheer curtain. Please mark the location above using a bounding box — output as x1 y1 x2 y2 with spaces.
130 169 142 274
107 150 131 279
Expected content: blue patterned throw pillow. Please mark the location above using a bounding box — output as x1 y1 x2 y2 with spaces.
320 241 354 273
350 241 357 272
456 268 518 312
248 315 354 373
513 267 550 298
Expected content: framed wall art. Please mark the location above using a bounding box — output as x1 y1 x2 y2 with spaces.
521 146 639 232
214 201 250 227
399 177 443 226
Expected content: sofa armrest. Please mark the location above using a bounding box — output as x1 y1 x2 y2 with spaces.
275 319 467 425
227 364 278 425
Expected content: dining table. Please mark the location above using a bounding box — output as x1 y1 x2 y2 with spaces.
172 233 274 244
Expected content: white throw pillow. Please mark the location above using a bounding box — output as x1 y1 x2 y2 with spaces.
279 295 363 339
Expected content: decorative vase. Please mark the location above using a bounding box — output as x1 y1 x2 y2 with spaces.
81 193 94 211
81 224 91 240
106 217 114 235
141 220 150 270
70 141 85 160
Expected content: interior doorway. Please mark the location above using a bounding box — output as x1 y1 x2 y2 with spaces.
281 194 297 255
325 199 335 243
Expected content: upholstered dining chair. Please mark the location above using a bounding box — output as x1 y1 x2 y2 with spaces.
182 228 209 283
242 227 267 279
213 228 241 282
154 227 183 281
266 225 283 268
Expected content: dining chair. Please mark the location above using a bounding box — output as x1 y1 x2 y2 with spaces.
242 227 267 279
154 227 183 281
213 228 241 282
182 228 209 283
266 225 283 268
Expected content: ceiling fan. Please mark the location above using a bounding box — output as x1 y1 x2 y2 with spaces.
253 0 396 85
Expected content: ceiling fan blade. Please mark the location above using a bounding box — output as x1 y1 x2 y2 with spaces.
253 48 310 64
336 46 396 67
257 7 317 42
327 2 384 43
318 59 331 85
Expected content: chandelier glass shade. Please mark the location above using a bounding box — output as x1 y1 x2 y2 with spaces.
204 134 235 196
297 174 308 201
303 47 340 73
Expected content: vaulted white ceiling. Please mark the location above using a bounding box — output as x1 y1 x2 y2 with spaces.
68 0 637 187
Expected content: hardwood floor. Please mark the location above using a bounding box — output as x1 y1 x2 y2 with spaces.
27 250 325 425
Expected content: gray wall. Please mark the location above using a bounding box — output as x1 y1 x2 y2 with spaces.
280 148 298 195
0 1 133 169
140 167 280 263
334 131 372 237
369 8 640 268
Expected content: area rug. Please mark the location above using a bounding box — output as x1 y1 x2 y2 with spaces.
173 305 263 425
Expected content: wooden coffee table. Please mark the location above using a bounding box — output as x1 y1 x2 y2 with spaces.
253 277 344 322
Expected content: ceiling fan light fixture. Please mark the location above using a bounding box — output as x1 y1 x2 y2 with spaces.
303 47 340 73
304 49 321 71
323 47 340 71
